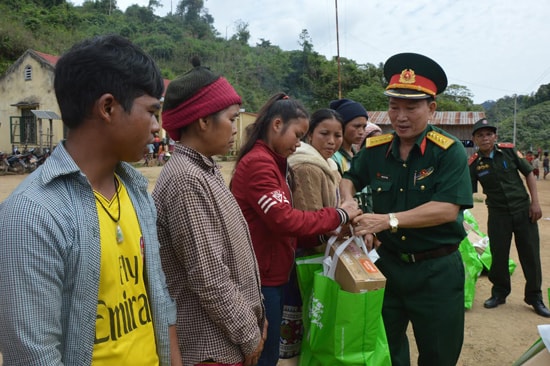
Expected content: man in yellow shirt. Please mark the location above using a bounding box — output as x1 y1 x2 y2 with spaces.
0 35 182 365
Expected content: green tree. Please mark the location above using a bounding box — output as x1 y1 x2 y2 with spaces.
434 84 484 111
175 0 213 38
148 0 161 11
346 84 388 111
256 38 272 48
81 0 118 15
496 101 550 151
232 20 250 45
125 4 155 24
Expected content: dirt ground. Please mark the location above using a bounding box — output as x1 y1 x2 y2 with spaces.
2 162 550 365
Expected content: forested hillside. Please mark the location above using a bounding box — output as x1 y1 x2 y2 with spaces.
1 0 550 150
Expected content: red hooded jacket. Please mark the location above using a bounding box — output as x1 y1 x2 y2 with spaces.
231 141 342 286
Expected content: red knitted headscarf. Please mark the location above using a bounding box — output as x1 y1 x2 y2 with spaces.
162 59 242 141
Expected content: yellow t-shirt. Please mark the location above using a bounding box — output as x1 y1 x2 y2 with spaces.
92 177 159 365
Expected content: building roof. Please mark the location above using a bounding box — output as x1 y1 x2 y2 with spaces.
33 50 59 66
369 111 485 126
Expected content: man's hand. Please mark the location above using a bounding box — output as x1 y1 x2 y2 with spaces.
352 213 390 236
244 320 268 366
168 325 183 366
339 199 362 222
364 233 381 251
530 201 542 223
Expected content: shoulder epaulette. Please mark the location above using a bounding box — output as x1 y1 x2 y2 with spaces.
468 152 478 166
366 133 393 148
497 142 515 149
427 131 455 150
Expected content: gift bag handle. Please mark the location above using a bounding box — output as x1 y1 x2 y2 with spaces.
323 226 369 258
324 235 355 280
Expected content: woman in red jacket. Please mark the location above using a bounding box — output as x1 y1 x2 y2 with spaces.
231 93 360 366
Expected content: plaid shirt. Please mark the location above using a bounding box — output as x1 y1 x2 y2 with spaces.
153 144 265 365
0 142 176 366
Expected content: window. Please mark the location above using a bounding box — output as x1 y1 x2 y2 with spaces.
10 110 37 145
24 65 32 80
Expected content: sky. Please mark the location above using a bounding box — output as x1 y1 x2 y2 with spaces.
72 0 550 104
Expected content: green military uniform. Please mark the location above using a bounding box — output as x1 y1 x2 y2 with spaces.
344 125 473 366
469 143 543 304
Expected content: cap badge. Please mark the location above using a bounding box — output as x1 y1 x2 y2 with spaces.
399 69 416 84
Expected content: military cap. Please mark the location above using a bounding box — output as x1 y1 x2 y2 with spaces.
472 118 497 135
384 52 447 99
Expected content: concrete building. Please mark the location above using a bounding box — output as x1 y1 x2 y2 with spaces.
0 50 62 154
231 111 257 156
0 49 256 158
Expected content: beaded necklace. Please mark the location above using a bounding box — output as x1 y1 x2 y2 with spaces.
95 177 124 244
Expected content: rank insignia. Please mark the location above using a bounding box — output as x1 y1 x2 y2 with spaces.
427 131 454 150
399 69 416 84
476 162 490 171
366 133 393 148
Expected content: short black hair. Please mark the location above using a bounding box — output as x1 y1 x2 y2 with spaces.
54 34 164 129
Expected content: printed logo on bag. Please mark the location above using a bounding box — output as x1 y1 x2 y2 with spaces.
359 258 378 274
309 296 324 329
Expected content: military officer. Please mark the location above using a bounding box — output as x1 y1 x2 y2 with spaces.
469 118 550 318
340 52 473 366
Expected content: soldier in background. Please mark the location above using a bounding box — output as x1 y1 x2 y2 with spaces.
469 118 550 318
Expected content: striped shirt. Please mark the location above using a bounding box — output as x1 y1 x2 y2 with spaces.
153 144 265 365
0 141 176 365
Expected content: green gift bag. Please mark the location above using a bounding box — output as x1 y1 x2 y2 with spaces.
296 237 391 366
459 234 483 309
463 209 517 275
296 254 324 302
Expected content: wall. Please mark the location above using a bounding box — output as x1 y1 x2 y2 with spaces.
0 52 63 153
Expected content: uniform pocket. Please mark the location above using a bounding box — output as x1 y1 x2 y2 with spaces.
370 180 393 212
408 175 434 207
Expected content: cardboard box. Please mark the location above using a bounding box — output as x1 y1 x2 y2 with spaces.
329 240 386 293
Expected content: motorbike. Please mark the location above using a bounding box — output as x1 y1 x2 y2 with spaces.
0 148 51 175
34 148 50 167
0 152 8 174
5 153 27 174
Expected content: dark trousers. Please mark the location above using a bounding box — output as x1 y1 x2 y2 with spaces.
377 247 465 366
487 208 543 303
258 285 284 366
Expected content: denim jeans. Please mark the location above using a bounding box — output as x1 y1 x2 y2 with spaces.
258 285 284 366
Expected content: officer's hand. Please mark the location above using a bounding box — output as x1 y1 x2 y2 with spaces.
530 201 542 223
364 233 382 251
352 213 388 236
